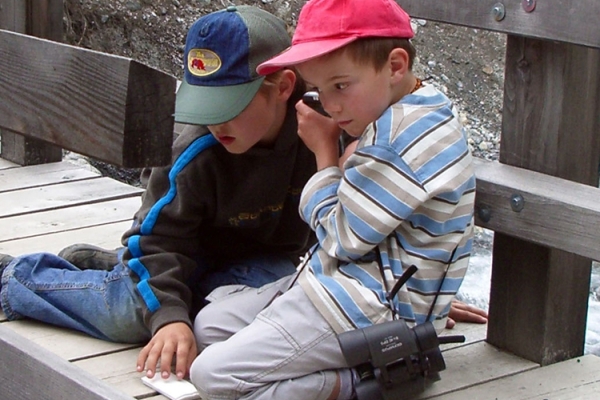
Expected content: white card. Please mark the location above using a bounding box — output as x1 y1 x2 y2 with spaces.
141 375 201 400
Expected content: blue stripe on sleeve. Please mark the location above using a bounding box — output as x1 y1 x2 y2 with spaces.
128 235 142 258
417 140 469 181
321 275 374 329
136 279 160 312
310 257 373 328
128 134 218 311
435 176 476 203
407 213 474 237
141 134 218 235
391 107 454 150
128 258 150 281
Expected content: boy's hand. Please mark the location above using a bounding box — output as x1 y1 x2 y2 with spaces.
296 100 341 170
136 322 198 380
445 300 488 329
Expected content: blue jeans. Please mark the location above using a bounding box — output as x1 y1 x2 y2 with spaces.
0 252 297 344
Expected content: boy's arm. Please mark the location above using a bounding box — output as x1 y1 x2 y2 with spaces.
137 322 198 380
300 142 428 260
122 162 205 331
123 130 215 376
124 165 207 377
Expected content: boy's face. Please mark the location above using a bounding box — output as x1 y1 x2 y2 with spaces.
206 88 282 154
297 51 395 137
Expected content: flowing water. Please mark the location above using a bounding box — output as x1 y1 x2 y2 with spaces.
458 228 600 356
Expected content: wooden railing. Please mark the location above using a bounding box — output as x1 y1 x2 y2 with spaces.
400 0 600 365
0 0 599 397
0 0 64 165
0 0 174 168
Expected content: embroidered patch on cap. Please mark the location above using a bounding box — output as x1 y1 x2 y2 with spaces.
188 49 221 76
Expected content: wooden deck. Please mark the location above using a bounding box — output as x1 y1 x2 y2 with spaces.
2 158 600 399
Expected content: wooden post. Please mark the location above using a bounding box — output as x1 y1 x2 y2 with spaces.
487 36 600 365
0 0 63 165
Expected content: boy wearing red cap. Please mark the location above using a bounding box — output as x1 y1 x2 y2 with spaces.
190 0 475 399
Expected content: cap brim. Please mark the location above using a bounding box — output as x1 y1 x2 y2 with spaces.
174 77 265 125
257 37 357 75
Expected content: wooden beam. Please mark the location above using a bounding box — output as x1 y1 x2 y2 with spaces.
0 0 63 166
0 29 175 167
0 324 135 400
399 0 600 49
486 36 600 366
473 158 600 262
0 0 26 32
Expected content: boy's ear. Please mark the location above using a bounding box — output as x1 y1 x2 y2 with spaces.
388 48 410 80
277 69 297 100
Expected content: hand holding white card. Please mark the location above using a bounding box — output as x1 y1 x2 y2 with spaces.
141 374 201 400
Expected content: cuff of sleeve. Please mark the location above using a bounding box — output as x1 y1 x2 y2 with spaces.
149 307 192 336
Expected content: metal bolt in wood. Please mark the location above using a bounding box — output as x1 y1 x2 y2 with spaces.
510 194 525 212
492 3 505 21
522 0 536 12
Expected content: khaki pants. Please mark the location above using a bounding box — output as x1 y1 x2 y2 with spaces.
191 275 350 400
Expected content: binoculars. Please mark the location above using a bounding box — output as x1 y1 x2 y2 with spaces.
338 319 465 400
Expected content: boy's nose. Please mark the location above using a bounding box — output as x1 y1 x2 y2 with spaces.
321 97 341 115
207 122 228 133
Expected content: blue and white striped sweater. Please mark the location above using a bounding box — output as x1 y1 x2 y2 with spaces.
298 85 475 333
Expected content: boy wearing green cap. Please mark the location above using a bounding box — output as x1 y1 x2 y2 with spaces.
0 5 329 380
189 0 476 399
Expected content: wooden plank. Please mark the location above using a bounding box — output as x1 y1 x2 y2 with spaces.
0 220 132 255
474 158 600 262
0 0 63 166
415 342 538 399
487 36 600 365
398 0 600 49
74 348 157 399
0 29 175 167
0 157 18 169
431 355 600 399
0 177 142 218
440 322 487 351
0 161 100 192
0 197 139 242
0 324 135 400
4 319 138 361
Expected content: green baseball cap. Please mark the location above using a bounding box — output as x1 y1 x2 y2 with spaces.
174 6 291 126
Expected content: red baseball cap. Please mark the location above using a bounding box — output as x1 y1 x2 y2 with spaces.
257 0 414 75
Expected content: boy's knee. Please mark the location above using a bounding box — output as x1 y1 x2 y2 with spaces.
189 351 211 392
190 345 235 398
193 306 230 351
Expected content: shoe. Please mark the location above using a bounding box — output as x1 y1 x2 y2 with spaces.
0 253 15 281
58 244 120 271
